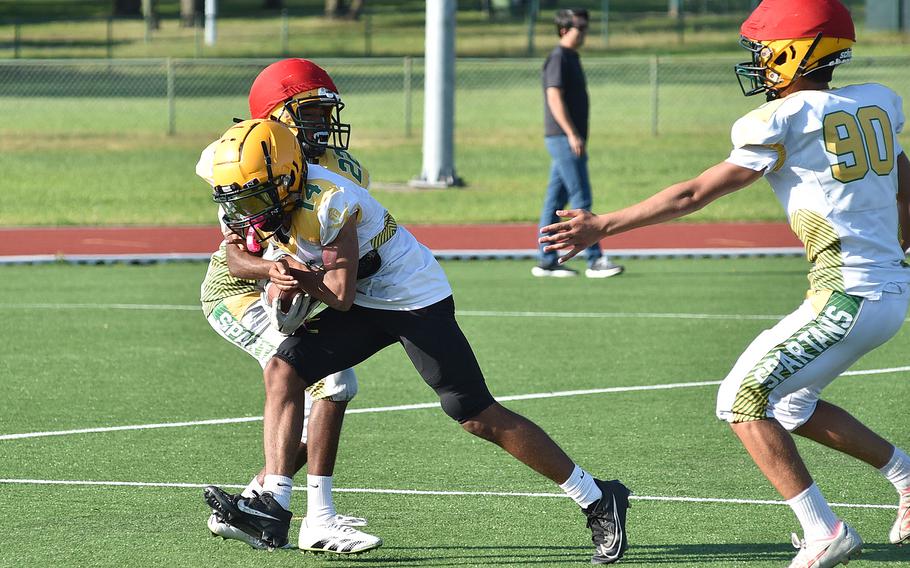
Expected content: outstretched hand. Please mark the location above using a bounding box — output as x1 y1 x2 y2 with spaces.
538 209 604 263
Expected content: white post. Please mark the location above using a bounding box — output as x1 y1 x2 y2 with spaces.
411 0 461 188
204 0 217 46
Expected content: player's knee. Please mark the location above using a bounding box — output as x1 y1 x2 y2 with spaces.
771 400 817 432
441 392 495 424
457 400 505 441
264 357 306 395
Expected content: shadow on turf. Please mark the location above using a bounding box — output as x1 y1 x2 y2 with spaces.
321 542 909 565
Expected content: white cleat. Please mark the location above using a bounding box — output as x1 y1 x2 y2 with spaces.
208 511 366 547
335 513 368 527
787 522 862 568
890 487 910 545
207 512 273 549
298 518 382 555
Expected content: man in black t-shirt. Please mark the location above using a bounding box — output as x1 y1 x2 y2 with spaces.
535 8 624 279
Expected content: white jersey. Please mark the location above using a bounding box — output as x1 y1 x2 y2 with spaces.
267 164 452 311
726 83 910 298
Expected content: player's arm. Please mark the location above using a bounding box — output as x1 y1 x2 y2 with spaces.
539 161 763 261
546 87 584 157
271 218 359 311
225 241 278 280
897 151 910 252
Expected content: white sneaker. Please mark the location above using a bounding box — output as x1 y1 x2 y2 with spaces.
335 513 368 527
298 518 382 555
531 263 579 278
207 512 276 549
890 487 910 545
585 258 624 279
787 522 862 568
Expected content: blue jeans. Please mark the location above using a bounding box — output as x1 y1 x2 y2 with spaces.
537 135 602 266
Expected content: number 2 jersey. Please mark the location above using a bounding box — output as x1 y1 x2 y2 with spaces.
726 82 910 298
266 163 452 311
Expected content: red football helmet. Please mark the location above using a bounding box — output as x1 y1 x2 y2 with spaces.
735 0 854 101
248 58 351 157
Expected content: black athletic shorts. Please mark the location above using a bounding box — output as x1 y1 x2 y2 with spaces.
274 296 496 423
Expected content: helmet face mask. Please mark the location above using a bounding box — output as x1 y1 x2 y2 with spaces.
271 88 351 158
248 59 352 160
211 120 305 244
214 173 297 243
735 34 853 101
735 37 780 98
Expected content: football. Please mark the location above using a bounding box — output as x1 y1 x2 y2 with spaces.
266 283 299 313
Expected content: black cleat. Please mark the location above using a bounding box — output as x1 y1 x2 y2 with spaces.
584 479 631 565
203 485 292 549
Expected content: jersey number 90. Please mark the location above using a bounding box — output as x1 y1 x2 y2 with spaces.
823 106 895 184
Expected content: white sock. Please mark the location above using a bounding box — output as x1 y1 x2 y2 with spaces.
559 465 602 509
880 446 910 492
306 474 336 526
262 474 293 511
241 475 264 498
787 483 840 542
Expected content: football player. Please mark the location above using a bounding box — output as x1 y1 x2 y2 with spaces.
202 118 633 564
539 0 910 565
198 59 380 553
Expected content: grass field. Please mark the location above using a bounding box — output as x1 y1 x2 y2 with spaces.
1 257 908 567
2 55 909 227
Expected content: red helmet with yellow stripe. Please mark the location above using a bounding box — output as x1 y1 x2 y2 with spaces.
735 0 855 101
248 58 351 158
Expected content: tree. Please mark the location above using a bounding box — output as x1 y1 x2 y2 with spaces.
347 0 365 19
179 0 200 27
325 0 342 18
263 0 284 8
324 0 367 20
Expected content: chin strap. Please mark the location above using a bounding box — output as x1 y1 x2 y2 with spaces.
794 32 823 82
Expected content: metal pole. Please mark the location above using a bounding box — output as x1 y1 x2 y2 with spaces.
411 0 460 188
404 56 412 138
205 0 217 46
281 9 289 57
526 0 539 56
167 58 176 136
601 0 609 46
142 0 152 44
650 55 659 137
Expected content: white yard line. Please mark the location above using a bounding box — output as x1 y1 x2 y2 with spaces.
2 302 908 322
2 367 908 442
0 478 895 510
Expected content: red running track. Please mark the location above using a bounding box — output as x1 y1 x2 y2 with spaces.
0 222 801 258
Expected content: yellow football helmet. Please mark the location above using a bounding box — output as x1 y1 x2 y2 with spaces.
211 119 306 243
735 0 854 101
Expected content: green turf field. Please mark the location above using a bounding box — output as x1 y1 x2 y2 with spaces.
2 55 909 227
1 257 908 567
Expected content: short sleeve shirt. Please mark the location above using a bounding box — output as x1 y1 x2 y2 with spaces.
543 46 589 140
724 83 909 297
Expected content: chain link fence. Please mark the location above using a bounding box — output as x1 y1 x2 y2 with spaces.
2 56 908 145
